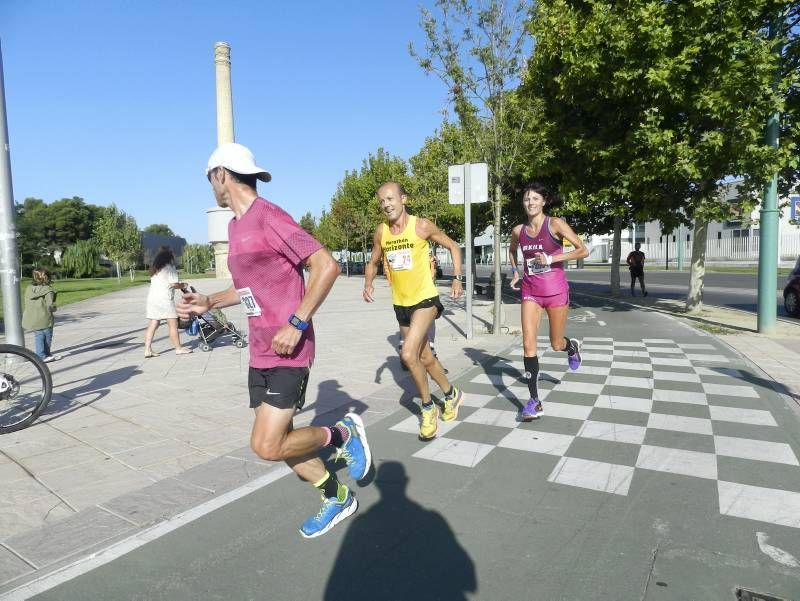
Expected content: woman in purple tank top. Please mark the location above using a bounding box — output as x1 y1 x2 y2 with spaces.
508 183 589 421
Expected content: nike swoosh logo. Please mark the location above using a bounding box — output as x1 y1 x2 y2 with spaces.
265 390 281 395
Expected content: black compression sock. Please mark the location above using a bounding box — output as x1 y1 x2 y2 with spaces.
523 356 539 399
315 471 342 499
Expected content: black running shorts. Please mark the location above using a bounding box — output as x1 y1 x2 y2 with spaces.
248 366 309 410
393 296 444 327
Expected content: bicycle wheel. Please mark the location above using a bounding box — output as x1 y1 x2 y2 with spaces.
0 344 52 433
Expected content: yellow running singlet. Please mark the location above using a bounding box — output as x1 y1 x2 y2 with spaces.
381 215 439 306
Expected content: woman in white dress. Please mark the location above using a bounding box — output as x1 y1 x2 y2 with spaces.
144 247 192 357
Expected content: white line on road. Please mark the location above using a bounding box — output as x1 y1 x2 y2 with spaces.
756 532 800 568
0 466 293 601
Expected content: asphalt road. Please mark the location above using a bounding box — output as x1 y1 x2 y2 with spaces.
454 265 796 321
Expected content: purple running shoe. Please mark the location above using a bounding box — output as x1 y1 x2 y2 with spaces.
567 338 582 371
520 398 543 421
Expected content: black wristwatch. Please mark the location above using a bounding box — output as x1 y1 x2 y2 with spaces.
288 314 309 331
453 274 464 282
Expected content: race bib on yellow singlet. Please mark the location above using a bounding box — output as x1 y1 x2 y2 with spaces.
526 257 551 275
387 249 413 271
236 287 262 317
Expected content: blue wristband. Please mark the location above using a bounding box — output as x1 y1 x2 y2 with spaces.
288 314 309 331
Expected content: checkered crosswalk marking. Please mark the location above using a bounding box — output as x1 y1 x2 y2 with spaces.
387 337 800 529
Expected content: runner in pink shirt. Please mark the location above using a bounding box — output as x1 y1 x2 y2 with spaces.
177 143 372 539
508 182 589 421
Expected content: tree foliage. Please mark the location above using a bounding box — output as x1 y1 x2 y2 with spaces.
143 224 176 237
525 0 800 306
93 204 141 281
298 212 316 236
15 196 104 268
323 149 410 255
411 0 538 333
181 243 214 274
61 239 102 278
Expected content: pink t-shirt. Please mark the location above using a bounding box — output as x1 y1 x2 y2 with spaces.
227 197 322 369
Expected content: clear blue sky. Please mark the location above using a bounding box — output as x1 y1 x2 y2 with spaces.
0 1 449 243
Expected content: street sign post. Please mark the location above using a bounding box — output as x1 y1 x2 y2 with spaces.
449 163 488 339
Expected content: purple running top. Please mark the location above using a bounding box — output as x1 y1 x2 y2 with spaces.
519 216 569 297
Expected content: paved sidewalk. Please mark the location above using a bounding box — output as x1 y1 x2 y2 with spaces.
2 272 800 595
0 275 514 590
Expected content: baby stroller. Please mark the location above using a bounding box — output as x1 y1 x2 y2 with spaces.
196 308 247 352
178 286 247 352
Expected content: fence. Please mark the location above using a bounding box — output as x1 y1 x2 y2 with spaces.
608 233 800 265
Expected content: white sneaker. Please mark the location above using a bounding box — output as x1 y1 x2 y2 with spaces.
43 355 56 363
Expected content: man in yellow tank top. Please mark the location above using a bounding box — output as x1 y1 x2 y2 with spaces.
364 182 465 441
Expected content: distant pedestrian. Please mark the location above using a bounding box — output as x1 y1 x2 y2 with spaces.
508 182 589 421
144 246 192 357
363 182 464 441
177 143 371 538
626 242 648 297
22 268 59 362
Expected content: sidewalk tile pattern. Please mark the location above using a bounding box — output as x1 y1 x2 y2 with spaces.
389 336 800 529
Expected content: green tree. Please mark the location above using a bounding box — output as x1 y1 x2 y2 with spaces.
93 204 141 281
327 149 410 273
298 212 316 236
61 239 101 278
180 243 214 274
525 0 799 308
16 196 106 270
408 121 471 240
15 198 49 268
143 224 176 237
412 0 538 333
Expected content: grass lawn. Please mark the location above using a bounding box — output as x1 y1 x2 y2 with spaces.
0 271 217 321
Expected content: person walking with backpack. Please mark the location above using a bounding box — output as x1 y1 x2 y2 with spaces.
22 268 59 362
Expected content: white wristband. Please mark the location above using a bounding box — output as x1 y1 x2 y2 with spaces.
544 254 553 266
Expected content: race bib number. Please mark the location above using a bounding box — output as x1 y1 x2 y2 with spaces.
526 257 551 275
237 287 262 317
387 249 413 271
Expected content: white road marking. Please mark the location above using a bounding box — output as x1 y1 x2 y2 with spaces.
756 532 800 568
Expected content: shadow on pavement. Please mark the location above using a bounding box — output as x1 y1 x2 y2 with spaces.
324 461 476 601
38 365 143 421
51 328 143 356
307 379 369 426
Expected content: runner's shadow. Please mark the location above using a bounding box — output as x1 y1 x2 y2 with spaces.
373 333 408 386
324 461 477 601
306 379 369 426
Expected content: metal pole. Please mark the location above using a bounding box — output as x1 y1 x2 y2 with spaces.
677 224 684 271
0 41 23 346
464 164 473 340
758 17 781 334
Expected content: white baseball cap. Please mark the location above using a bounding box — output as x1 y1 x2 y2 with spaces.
206 143 271 182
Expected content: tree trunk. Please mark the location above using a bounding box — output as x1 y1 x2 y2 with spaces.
610 215 622 295
492 182 503 335
115 260 121 282
686 219 708 313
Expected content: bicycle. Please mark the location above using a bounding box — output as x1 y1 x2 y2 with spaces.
0 344 53 433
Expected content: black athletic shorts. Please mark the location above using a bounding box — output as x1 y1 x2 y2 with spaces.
393 296 444 328
248 366 309 410
629 266 644 278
